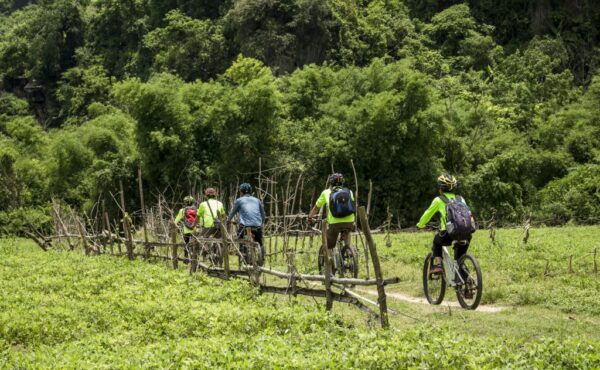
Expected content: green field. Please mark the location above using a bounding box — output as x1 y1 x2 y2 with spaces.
1 227 599 368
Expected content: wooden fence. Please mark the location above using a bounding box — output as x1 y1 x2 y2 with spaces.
28 204 399 329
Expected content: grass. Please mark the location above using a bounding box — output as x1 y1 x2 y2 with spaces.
1 229 599 368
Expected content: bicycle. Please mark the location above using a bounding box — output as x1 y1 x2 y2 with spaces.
238 226 265 268
315 222 359 281
422 240 482 310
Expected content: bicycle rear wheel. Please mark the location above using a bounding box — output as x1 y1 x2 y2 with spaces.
423 252 446 305
456 254 482 310
317 245 336 275
340 245 359 279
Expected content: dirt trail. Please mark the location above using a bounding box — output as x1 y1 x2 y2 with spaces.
357 289 510 313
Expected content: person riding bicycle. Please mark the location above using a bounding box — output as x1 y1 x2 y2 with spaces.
307 173 356 249
174 195 198 261
416 173 474 281
227 183 265 253
198 187 225 238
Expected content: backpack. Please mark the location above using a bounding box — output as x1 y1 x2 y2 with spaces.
183 206 198 229
439 195 475 240
329 187 355 218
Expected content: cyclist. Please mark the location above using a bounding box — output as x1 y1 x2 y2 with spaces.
227 183 265 255
198 187 225 238
307 173 355 249
416 174 473 295
174 195 198 261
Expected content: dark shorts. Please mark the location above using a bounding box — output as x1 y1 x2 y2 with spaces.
432 231 471 260
326 222 355 249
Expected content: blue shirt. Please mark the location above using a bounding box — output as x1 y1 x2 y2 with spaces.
227 195 265 227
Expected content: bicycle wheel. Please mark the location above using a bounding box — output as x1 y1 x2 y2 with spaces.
317 245 336 275
256 243 265 267
340 245 359 279
456 254 483 310
423 252 446 305
208 243 222 267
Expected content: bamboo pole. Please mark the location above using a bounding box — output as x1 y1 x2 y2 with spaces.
138 166 150 258
170 221 178 269
358 206 389 329
76 218 90 256
219 220 230 279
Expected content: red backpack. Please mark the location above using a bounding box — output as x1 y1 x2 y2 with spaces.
183 207 198 229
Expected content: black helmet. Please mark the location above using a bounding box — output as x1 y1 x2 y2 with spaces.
328 173 344 186
437 173 458 192
239 183 252 194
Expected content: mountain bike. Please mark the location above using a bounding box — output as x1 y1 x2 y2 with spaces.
238 226 265 268
423 241 482 310
316 226 359 281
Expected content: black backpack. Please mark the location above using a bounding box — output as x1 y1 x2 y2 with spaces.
439 195 475 240
329 187 355 218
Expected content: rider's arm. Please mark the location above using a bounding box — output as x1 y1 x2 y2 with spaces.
417 198 441 228
174 208 183 225
227 199 240 222
308 190 327 220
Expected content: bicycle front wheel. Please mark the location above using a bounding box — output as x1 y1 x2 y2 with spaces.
456 254 483 310
423 252 446 305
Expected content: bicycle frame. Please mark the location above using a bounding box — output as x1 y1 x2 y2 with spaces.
441 245 466 287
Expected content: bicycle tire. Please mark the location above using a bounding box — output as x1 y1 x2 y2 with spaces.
423 252 446 305
455 254 483 310
340 245 359 280
209 243 222 267
317 245 336 275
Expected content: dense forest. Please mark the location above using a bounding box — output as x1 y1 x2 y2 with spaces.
1 0 599 234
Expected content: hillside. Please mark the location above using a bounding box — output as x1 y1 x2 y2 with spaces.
1 1 599 234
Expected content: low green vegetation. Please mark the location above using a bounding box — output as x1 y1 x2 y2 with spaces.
1 234 599 368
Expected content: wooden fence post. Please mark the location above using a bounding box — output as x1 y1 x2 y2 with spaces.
123 214 134 260
170 221 178 269
190 232 199 275
321 221 333 311
358 206 389 329
246 227 260 286
137 166 150 258
219 220 230 280
76 218 90 256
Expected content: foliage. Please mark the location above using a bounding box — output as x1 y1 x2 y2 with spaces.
0 1 600 226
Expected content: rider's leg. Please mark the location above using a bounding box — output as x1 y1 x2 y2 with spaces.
454 235 472 280
183 233 191 262
253 227 263 247
237 224 247 256
431 232 452 273
327 222 354 248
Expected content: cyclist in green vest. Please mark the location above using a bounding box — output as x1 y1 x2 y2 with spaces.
416 174 473 278
307 173 355 249
198 187 225 238
174 195 198 262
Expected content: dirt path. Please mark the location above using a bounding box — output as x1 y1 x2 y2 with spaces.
357 289 510 313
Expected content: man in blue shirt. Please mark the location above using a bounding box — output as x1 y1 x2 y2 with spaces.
227 183 266 249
